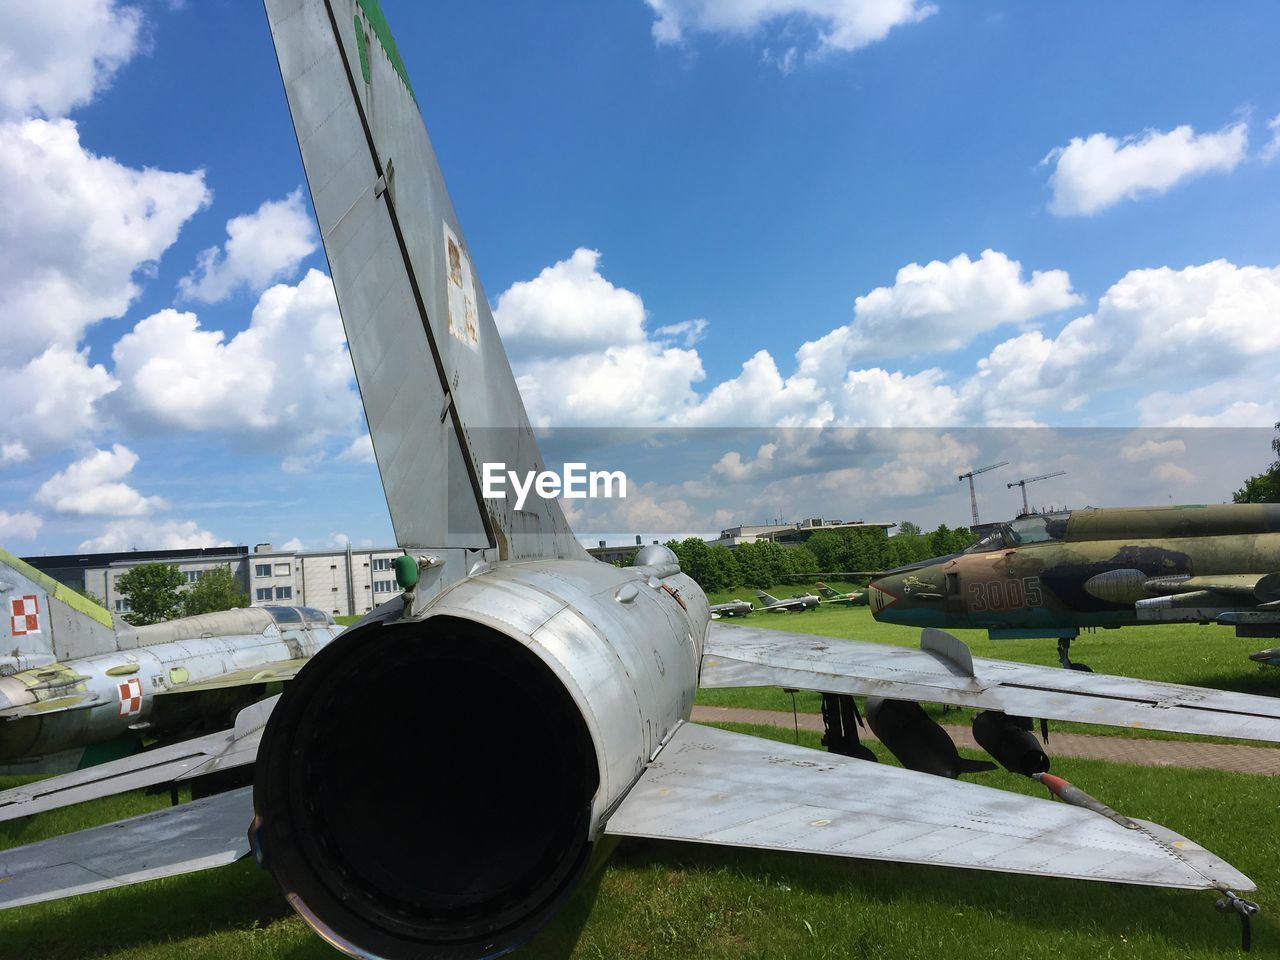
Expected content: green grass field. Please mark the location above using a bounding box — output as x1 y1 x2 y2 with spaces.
3 587 1277 959
2 722 1276 960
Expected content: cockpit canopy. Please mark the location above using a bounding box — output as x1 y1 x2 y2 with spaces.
963 513 1069 553
264 605 336 626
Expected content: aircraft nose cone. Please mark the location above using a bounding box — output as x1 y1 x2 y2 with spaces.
869 581 897 617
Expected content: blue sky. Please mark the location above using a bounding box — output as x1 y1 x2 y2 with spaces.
2 0 1279 554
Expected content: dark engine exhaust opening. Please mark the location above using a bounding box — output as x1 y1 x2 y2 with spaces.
253 616 599 959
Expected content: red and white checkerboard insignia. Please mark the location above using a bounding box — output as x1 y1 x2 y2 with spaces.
117 677 143 718
10 595 40 637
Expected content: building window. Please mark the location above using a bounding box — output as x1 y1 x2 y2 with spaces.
330 563 337 570
185 570 204 583
372 558 392 571
114 598 130 612
256 588 273 601
255 563 271 578
373 579 395 593
274 562 291 576
275 586 293 600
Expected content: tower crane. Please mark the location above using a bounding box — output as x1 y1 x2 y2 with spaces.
1007 470 1067 515
958 461 1008 527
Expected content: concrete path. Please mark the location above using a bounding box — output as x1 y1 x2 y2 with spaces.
690 705 1280 776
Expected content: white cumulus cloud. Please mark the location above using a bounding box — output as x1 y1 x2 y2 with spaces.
796 250 1080 378
0 118 210 367
1261 113 1280 164
1121 438 1186 462
964 260 1280 426
0 0 142 120
1 442 31 467
35 444 165 516
0 345 119 456
644 0 936 57
337 434 375 465
79 518 231 552
494 248 648 358
179 189 318 303
113 269 360 448
497 249 705 425
1044 121 1247 216
0 511 43 541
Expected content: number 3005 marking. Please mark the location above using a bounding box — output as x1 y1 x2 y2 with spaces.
969 576 1043 612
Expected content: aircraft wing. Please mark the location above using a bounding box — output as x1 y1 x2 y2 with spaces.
606 723 1250 891
0 696 273 823
0 786 252 909
701 623 1280 743
153 660 309 696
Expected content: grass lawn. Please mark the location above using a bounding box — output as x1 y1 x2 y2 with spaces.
2 722 1275 960
698 585 1280 744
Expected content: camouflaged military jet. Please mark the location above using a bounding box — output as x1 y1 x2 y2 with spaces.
816 581 867 606
3 3 1280 956
0 548 342 773
869 505 1280 669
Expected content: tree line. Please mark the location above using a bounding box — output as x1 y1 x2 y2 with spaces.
658 523 977 592
112 563 250 625
1233 422 1280 503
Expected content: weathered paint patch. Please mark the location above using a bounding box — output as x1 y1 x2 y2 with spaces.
443 221 479 347
355 0 415 101
354 14 371 84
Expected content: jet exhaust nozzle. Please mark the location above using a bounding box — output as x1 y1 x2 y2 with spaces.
971 711 1049 776
252 614 600 960
864 697 995 778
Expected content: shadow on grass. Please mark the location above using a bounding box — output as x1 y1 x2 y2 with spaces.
0 861 293 960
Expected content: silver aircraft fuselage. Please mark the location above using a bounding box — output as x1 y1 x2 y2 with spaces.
0 606 342 768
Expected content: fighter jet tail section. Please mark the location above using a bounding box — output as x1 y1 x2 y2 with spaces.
265 0 584 565
0 547 117 673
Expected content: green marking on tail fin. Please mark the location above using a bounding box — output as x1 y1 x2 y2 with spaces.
356 0 415 101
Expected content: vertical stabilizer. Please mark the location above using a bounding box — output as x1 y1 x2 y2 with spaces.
264 0 586 564
0 549 117 672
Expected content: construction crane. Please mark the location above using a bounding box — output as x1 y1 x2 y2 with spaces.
1007 470 1067 516
958 461 1008 527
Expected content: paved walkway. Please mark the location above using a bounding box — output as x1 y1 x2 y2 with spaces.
690 705 1280 776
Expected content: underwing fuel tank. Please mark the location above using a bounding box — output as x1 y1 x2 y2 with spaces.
250 558 707 960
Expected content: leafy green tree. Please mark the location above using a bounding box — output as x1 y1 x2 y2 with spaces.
674 537 722 590
926 523 949 557
805 529 844 572
897 520 922 537
783 545 819 579
116 562 185 625
1234 422 1280 503
707 545 742 590
181 566 250 617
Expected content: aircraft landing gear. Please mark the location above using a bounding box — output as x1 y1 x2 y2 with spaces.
820 693 877 762
1057 636 1093 672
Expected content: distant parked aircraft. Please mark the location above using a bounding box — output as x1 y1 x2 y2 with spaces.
0 547 342 773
